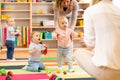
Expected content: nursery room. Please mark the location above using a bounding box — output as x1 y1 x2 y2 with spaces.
0 0 120 80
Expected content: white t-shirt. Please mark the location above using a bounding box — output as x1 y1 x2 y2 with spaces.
29 42 44 61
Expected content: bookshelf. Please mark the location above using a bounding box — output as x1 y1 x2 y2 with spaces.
0 1 89 49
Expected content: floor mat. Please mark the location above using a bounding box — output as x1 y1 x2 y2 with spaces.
0 58 96 80
0 73 49 80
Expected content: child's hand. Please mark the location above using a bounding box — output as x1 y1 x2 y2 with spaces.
16 30 21 34
14 30 21 36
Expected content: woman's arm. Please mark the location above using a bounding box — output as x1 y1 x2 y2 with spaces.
70 1 78 29
83 8 95 49
53 4 59 28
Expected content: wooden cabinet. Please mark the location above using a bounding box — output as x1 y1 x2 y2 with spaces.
0 2 31 47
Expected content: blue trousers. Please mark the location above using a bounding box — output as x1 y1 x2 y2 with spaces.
27 61 45 72
6 40 14 59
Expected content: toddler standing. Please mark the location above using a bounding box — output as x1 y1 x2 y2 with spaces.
52 16 80 72
6 17 21 60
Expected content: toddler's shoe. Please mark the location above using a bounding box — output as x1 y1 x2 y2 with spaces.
22 65 28 70
7 58 16 61
69 69 75 73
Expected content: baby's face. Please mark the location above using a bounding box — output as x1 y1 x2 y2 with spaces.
58 18 68 30
7 18 15 26
32 32 41 44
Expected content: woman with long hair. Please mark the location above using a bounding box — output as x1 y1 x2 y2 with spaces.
53 0 78 29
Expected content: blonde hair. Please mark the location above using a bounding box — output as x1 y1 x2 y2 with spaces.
90 0 101 6
58 16 68 27
30 31 39 40
55 0 73 10
6 17 14 22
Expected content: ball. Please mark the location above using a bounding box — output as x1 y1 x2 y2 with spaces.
0 69 6 75
7 71 13 77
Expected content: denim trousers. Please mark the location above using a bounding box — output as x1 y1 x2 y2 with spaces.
26 61 45 72
6 40 14 59
57 46 73 69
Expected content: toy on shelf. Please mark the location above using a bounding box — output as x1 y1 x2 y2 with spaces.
35 9 44 14
1 14 10 19
7 7 13 10
0 4 4 10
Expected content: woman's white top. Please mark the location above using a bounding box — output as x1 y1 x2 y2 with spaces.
84 0 120 70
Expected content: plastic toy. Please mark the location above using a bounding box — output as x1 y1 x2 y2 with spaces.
63 71 67 75
5 75 12 80
45 68 51 74
0 68 6 75
56 69 61 74
41 46 47 55
49 74 64 80
5 71 13 80
7 71 13 77
7 7 13 10
49 74 57 80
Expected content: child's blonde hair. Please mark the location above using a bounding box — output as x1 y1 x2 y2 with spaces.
58 16 68 26
30 31 39 40
6 17 14 23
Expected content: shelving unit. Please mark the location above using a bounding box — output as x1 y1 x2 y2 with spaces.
0 1 89 49
0 2 31 26
0 2 31 47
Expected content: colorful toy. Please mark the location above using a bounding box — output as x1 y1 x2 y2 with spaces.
0 68 7 75
45 68 51 74
63 71 67 75
5 75 12 80
56 69 61 74
49 74 64 80
5 71 13 80
7 7 13 10
41 46 47 55
7 71 13 77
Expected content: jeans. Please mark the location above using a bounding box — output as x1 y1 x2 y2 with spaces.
57 46 73 69
26 61 45 72
6 40 14 59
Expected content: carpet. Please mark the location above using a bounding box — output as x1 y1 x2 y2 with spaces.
0 58 96 80
0 73 49 80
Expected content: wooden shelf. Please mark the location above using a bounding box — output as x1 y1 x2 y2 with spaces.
1 2 30 4
1 18 30 20
1 10 30 12
32 2 54 5
32 13 54 16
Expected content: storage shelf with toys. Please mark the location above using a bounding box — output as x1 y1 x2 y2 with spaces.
0 2 31 48
0 1 89 50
